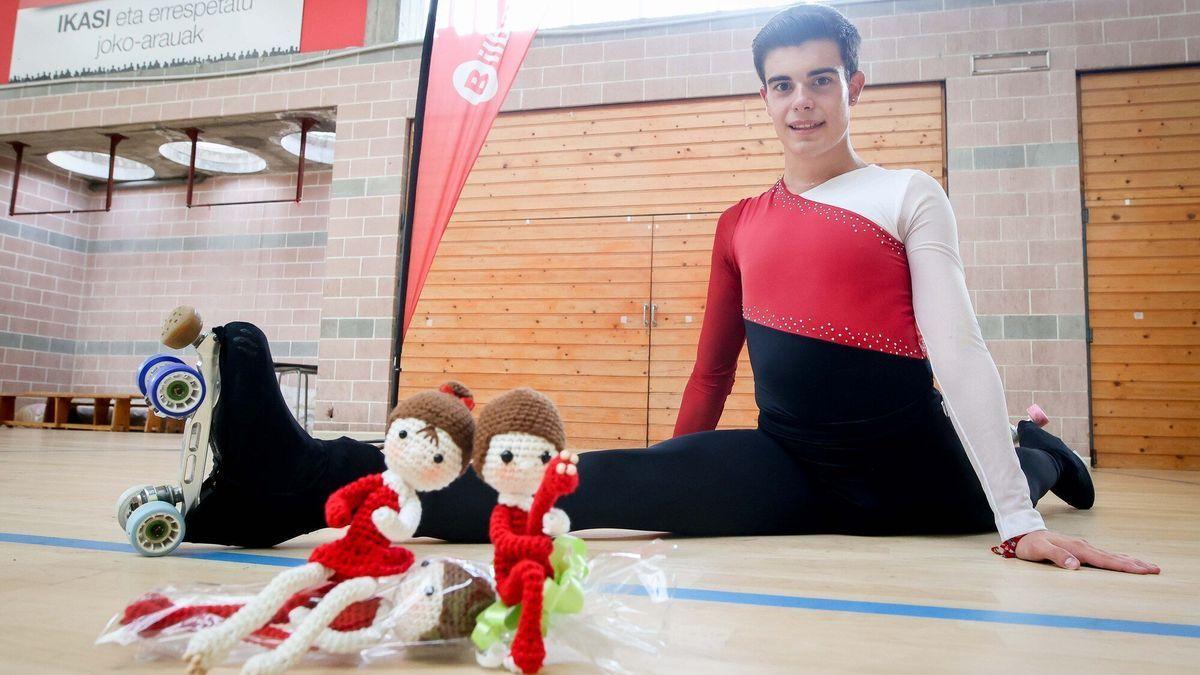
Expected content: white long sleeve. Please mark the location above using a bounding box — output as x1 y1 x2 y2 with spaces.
899 171 1046 541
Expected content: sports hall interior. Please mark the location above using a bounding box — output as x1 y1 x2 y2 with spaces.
0 0 1197 672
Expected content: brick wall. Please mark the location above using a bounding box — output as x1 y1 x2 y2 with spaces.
73 171 331 392
1 0 1199 448
0 157 92 391
0 157 330 396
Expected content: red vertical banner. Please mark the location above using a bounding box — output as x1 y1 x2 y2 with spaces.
401 0 548 337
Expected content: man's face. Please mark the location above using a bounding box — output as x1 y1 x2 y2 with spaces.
758 40 865 160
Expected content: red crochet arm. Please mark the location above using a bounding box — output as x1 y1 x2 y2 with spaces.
490 506 553 561
673 200 749 437
324 474 381 527
527 457 580 535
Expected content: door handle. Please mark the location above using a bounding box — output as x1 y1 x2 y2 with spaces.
642 303 650 328
650 303 658 327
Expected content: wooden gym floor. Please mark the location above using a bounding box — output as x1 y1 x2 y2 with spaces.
0 427 1197 673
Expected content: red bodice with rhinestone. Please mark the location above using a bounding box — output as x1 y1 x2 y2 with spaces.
734 180 925 359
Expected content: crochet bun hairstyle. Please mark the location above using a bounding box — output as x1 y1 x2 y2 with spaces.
386 381 476 471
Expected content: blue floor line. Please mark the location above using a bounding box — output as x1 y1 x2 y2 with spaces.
0 532 306 567
605 584 1200 639
3 532 1196 639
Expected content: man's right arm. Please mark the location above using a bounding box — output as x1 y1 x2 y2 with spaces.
672 200 748 437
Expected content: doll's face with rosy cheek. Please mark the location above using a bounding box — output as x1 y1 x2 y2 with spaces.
480 432 556 497
384 418 464 491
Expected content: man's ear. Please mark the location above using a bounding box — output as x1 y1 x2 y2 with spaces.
848 70 866 104
759 85 768 104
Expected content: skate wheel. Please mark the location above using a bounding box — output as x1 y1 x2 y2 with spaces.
126 501 185 556
161 305 203 350
150 364 206 419
116 484 153 530
1027 404 1050 427
136 354 185 396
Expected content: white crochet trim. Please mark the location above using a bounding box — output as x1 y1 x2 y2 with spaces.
497 492 534 511
542 507 571 537
373 471 420 541
381 470 416 503
372 506 413 542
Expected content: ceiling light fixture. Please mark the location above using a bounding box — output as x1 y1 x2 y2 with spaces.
158 140 267 173
281 130 335 164
46 150 156 180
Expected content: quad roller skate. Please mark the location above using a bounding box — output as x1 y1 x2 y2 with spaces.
116 306 220 556
1010 404 1050 445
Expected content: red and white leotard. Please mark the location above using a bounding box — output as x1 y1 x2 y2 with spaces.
675 165 1045 541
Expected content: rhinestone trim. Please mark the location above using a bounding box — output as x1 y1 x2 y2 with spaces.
742 305 925 359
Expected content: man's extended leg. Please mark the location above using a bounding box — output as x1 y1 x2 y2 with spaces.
888 401 1092 537
183 322 384 547
1016 421 1095 510
416 428 826 543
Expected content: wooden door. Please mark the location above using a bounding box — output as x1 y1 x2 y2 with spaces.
648 213 757 444
1079 66 1200 469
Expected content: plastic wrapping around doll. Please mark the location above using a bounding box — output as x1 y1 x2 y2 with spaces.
98 384 672 674
102 557 496 669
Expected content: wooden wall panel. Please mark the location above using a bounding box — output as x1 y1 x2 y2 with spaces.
398 217 653 450
1080 66 1200 470
648 213 757 443
458 86 945 222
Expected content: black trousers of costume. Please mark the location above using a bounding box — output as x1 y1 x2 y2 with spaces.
184 322 1069 546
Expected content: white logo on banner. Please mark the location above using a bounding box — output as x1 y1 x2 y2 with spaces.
450 12 512 106
9 0 304 83
452 60 498 105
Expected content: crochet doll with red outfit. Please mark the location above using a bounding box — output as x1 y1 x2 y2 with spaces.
469 388 580 674
111 557 494 666
182 383 476 675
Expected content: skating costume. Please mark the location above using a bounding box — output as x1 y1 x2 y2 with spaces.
673 166 1044 541
418 166 1088 544
191 167 1090 547
309 471 415 579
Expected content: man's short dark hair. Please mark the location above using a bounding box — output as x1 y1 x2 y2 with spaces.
751 4 862 84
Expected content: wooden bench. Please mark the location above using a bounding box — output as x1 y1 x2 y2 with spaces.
0 391 183 433
144 409 186 433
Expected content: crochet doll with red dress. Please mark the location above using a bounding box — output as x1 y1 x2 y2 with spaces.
469 388 580 674
114 557 494 669
180 383 477 674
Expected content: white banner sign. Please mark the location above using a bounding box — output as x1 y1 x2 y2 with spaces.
9 0 304 82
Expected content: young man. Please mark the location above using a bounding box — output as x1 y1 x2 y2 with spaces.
186 4 1156 574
